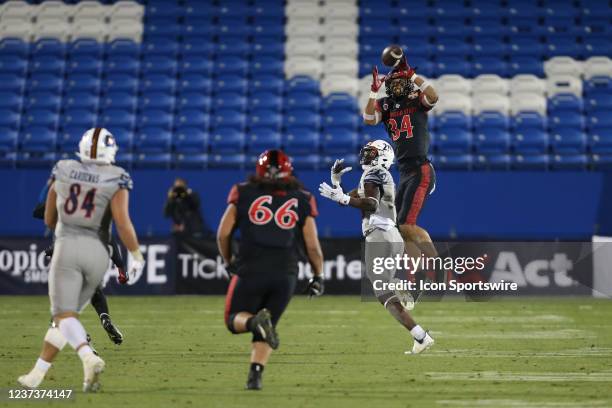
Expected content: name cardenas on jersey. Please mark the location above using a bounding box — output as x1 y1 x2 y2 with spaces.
0 244 49 283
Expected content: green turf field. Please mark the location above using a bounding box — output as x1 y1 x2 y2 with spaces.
1 295 612 408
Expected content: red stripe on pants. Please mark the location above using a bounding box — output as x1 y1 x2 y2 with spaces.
406 163 431 225
224 275 239 324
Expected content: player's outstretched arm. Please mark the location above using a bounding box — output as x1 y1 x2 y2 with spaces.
319 182 379 212
363 67 383 126
302 216 323 278
44 182 58 229
217 204 237 265
413 75 438 106
111 189 144 280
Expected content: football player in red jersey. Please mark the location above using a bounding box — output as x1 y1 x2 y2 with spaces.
362 53 442 294
217 149 324 390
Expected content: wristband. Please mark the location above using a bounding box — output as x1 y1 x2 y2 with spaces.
363 112 376 121
369 90 378 99
130 249 144 262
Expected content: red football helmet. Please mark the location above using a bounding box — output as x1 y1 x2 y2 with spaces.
256 149 293 179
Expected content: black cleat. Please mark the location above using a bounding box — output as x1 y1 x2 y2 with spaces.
246 369 263 390
251 309 279 350
100 314 123 345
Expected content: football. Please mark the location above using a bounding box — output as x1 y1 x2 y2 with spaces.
381 44 404 67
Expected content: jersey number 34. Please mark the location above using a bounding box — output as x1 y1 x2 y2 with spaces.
248 195 299 230
388 115 414 141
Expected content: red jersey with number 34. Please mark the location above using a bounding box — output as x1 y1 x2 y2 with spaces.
375 91 432 172
227 182 318 276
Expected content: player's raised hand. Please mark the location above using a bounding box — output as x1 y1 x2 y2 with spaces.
394 56 416 81
319 182 350 205
371 66 385 93
306 275 324 298
330 158 352 187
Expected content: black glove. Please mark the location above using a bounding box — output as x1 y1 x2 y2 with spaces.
305 275 324 297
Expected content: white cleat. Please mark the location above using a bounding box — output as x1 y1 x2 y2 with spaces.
406 332 435 355
82 353 105 392
17 368 45 389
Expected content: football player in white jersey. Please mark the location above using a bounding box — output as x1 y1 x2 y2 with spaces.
18 128 145 391
319 140 434 354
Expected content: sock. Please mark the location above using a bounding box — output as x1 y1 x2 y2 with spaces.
90 288 109 318
58 317 89 353
250 363 264 374
246 316 256 332
410 325 426 342
34 358 51 374
77 345 94 360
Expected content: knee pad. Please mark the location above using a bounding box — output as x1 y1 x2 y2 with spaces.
44 327 67 351
226 313 239 334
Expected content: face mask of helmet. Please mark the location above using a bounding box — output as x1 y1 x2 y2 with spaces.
359 146 379 167
385 76 414 99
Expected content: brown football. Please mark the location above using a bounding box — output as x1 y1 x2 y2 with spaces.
381 44 404 67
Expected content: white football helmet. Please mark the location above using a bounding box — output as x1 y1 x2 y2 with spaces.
77 128 118 165
360 139 395 170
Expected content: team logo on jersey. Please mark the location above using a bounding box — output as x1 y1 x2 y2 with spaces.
383 103 388 110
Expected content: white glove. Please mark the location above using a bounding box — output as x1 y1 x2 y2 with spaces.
319 182 350 205
330 158 352 187
128 250 145 282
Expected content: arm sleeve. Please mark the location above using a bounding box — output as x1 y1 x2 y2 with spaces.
227 184 239 205
419 92 435 112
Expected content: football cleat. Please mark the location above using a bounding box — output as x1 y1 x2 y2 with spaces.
17 368 45 389
251 309 279 350
407 332 435 355
245 368 263 391
82 353 105 392
101 315 124 345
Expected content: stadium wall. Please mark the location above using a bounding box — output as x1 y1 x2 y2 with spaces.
0 168 610 239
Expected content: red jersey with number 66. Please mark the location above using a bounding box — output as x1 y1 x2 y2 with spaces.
375 91 432 172
226 181 318 276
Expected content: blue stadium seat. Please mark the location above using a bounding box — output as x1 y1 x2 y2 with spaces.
436 130 472 154
284 129 319 154
138 92 174 112
146 22 182 39
286 92 321 111
111 128 132 151
321 154 358 170
251 92 282 112
549 112 584 131
582 37 612 58
586 92 612 110
247 129 282 153
100 109 135 132
471 39 507 58
474 129 511 154
549 94 583 114
588 110 612 130
63 92 98 112
545 36 581 58
286 76 319 94
68 40 103 58
513 129 549 154
398 40 431 57
512 154 549 170
214 109 245 130
550 129 587 154
470 17 507 37
512 112 547 131
57 126 83 153
550 154 588 170
29 56 65 75
141 75 175 94
210 129 246 153
134 128 172 153
290 154 319 170
20 126 56 152
584 77 612 98
323 94 358 112
184 3 217 19
182 19 216 39
23 109 59 129
321 129 358 154
0 92 22 111
114 152 132 169
435 39 469 57
250 76 283 95
29 74 63 93
473 154 511 170
26 94 59 113
140 109 173 130
434 57 472 77
216 19 252 38
65 74 100 94
143 39 179 56
142 56 177 75
215 57 249 76
66 57 102 75
177 93 212 112
181 40 215 57
474 112 508 131
0 109 20 129
102 92 136 111
179 58 213 75
432 22 468 41
472 58 508 77
177 74 211 94
217 40 250 57
0 39 29 58
217 76 248 94
216 93 247 110
0 127 18 152
509 39 545 57
147 2 184 19
62 109 96 129
208 153 246 169
174 153 209 169
174 127 209 153
17 152 56 168
250 40 284 57
0 57 27 75
176 109 210 129
285 109 320 130
250 109 282 131
133 153 171 169
437 112 471 130
508 57 544 77
0 151 16 168
105 56 139 76
31 39 65 57
323 110 359 130
251 58 283 76
107 40 140 58
433 154 472 170
360 38 397 59
591 154 612 170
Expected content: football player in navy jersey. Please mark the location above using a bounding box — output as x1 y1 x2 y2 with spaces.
363 54 443 294
217 149 324 390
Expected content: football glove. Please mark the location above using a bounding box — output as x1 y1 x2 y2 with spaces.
393 56 416 81
319 182 350 205
306 275 324 297
127 250 145 282
330 158 352 187
371 66 385 93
